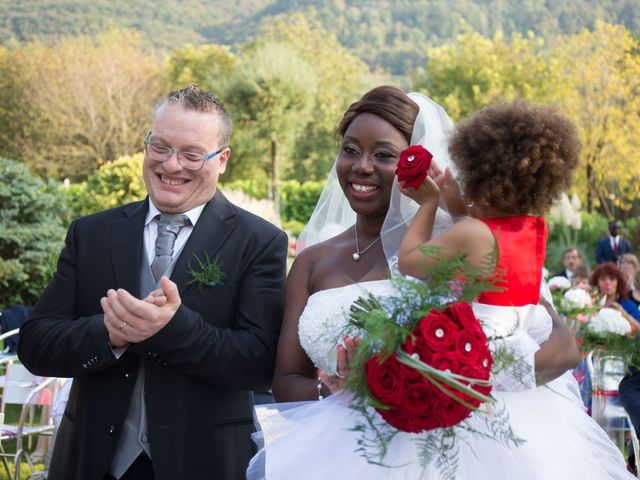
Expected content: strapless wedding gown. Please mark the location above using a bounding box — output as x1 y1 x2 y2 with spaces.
247 279 633 479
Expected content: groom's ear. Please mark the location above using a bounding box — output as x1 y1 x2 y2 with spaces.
217 147 231 175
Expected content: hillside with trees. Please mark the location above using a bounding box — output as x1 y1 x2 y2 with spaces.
2 0 639 73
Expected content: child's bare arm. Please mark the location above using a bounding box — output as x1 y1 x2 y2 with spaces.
398 214 493 279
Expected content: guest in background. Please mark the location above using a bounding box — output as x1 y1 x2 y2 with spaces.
617 256 640 473
554 247 583 281
571 266 591 290
596 220 631 264
590 261 640 322
619 253 640 307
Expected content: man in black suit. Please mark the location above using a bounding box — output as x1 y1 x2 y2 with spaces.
552 247 583 281
596 220 632 264
18 86 288 480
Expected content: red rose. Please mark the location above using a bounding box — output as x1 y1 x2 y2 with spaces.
365 354 405 407
438 398 474 427
396 145 433 189
430 351 462 373
400 381 438 416
380 409 425 433
412 410 442 432
458 364 493 407
444 302 484 334
477 350 493 376
402 335 435 367
416 309 459 352
401 359 426 384
454 329 487 365
380 401 442 433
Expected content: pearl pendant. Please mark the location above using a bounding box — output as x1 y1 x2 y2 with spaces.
352 252 361 261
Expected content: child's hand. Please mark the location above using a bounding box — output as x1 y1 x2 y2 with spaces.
399 175 439 205
434 167 467 217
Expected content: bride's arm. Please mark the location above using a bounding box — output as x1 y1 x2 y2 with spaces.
271 253 330 401
534 298 581 385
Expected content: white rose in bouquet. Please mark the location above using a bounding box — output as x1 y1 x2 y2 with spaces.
587 308 631 336
561 288 593 310
548 276 571 291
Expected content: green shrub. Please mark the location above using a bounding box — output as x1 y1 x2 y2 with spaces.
280 180 324 225
220 179 323 229
220 178 269 199
282 219 306 237
0 158 68 308
65 153 146 218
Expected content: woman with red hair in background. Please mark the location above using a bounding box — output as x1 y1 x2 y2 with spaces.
590 261 640 323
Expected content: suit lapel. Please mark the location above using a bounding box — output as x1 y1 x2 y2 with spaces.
112 200 148 298
172 190 237 295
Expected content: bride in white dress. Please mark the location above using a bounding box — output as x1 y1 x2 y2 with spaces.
247 86 633 479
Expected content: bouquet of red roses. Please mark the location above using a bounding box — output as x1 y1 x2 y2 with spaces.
365 302 492 433
343 249 521 477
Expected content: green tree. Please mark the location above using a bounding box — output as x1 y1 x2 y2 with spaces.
250 14 369 181
0 158 68 308
64 153 146 219
552 21 640 215
414 28 563 121
164 43 237 94
0 29 166 180
413 22 640 215
226 42 317 222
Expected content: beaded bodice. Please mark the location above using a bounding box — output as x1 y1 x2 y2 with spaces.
298 280 395 375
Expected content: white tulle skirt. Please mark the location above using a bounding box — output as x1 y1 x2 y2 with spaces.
247 372 634 479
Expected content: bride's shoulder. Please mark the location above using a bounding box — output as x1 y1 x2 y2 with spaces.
294 233 351 265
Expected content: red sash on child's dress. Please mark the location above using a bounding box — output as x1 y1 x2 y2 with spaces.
476 216 547 307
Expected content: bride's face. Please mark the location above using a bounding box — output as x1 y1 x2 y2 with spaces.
336 113 409 219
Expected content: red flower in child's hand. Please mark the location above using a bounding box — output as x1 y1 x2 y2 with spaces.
396 145 433 189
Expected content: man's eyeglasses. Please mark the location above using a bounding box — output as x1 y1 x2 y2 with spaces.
143 131 227 171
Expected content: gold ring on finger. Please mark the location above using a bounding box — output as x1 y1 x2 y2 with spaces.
119 321 127 330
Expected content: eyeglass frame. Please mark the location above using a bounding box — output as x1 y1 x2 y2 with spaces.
143 131 227 171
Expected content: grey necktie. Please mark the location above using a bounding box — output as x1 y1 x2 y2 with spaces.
150 213 190 282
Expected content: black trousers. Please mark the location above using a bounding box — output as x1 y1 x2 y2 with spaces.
620 371 640 433
620 370 640 469
103 454 154 480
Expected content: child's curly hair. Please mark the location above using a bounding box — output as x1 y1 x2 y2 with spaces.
449 100 581 215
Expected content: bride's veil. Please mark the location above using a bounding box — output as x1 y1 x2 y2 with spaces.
296 92 456 269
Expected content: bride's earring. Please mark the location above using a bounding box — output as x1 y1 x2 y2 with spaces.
466 200 474 208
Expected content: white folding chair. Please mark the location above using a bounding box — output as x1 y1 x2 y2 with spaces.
0 328 20 365
0 364 56 480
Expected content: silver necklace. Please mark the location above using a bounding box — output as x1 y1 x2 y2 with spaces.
352 225 381 261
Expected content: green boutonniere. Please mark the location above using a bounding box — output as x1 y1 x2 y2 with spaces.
188 253 226 289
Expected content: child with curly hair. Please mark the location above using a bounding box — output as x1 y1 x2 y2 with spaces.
398 100 635 479
398 99 580 282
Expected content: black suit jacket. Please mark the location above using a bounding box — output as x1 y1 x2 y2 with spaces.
552 270 569 279
595 236 631 264
18 192 287 480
